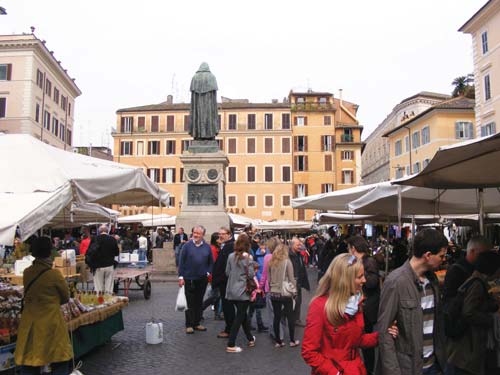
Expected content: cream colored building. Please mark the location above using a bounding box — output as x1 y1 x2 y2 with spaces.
113 90 363 221
362 92 449 184
460 0 500 137
384 97 475 180
0 34 81 149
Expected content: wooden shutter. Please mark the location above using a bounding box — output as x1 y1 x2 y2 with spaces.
161 168 166 183
180 168 184 182
120 117 125 132
248 196 255 207
294 116 297 126
305 184 308 196
304 156 309 171
172 168 176 183
228 139 236 153
282 138 290 153
151 116 159 132
293 136 298 152
146 169 151 178
325 155 332 171
321 136 325 151
265 138 272 153
120 142 124 155
304 136 308 152
184 115 190 131
166 116 174 132
321 184 325 194
293 156 297 172
170 197 176 207
298 209 305 221
6 64 12 81
304 116 308 126
283 196 290 206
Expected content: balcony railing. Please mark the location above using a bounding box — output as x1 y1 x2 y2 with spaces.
291 103 335 112
340 134 354 143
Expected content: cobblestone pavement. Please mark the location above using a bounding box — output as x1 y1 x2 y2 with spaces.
80 270 318 375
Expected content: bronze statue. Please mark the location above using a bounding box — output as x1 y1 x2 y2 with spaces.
189 62 219 140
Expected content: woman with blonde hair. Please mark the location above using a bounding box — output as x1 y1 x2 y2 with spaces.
302 253 397 375
268 243 299 348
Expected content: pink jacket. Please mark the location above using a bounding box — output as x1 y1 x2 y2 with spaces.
259 253 272 293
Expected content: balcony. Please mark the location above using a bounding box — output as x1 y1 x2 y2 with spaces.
291 103 335 112
340 134 354 143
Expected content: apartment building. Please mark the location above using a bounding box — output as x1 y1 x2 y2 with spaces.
362 92 449 184
113 90 363 221
384 97 475 180
0 33 81 149
460 0 500 137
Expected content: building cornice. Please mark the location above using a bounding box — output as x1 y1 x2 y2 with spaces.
459 0 500 33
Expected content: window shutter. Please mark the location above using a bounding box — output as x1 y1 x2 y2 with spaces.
147 169 151 178
130 142 133 155
162 168 166 183
455 123 460 139
184 115 190 132
167 116 174 132
173 141 176 154
172 168 176 183
305 184 308 196
130 117 134 132
293 137 298 152
6 64 12 81
321 184 325 194
321 136 325 151
468 122 473 138
293 156 297 171
120 117 125 132
170 197 176 207
304 116 308 126
120 142 124 155
305 156 308 171
294 116 297 126
304 136 308 152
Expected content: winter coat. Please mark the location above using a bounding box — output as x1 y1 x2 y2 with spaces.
302 295 378 375
447 271 498 375
289 249 310 291
15 259 73 366
362 255 380 325
225 252 254 301
212 239 234 289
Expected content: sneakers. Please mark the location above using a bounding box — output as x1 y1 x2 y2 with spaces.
290 340 300 347
217 331 230 338
295 320 306 327
248 336 256 347
226 346 243 353
194 325 207 331
185 327 194 334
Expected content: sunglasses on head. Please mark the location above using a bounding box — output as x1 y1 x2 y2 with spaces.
348 255 358 266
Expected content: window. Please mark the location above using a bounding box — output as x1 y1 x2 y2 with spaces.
121 117 133 133
169 197 176 207
423 158 430 169
264 138 273 153
218 114 221 130
481 122 496 137
166 140 176 155
264 113 273 130
59 124 65 141
282 138 291 153
485 74 491 101
247 195 256 207
324 116 331 126
60 96 67 111
264 195 273 207
395 140 402 156
166 115 175 132
395 168 404 179
151 116 159 132
137 141 144 155
324 155 333 171
342 170 354 184
0 98 5 118
162 168 176 183
296 97 305 103
247 114 256 130
45 78 52 96
247 166 256 182
228 114 237 130
227 196 236 207
181 140 191 152
319 97 327 104
295 184 308 198
321 135 333 151
120 141 133 155
228 167 237 182
411 131 420 149
406 165 411 176
481 31 488 54
295 116 307 126
43 110 51 130
184 115 190 132
282 113 290 129
341 150 354 160
217 139 223 151
282 166 291 182
52 117 59 136
36 69 43 88
455 121 474 139
0 64 11 81
413 162 421 174
138 116 146 131
264 166 273 182
282 195 291 207
180 168 185 182
35 103 40 123
247 138 256 153
68 103 71 116
421 126 430 145
147 168 160 183
405 136 409 152
66 129 72 145
148 141 160 155
294 136 308 152
321 184 334 193
294 156 308 171
228 138 237 154
53 88 59 104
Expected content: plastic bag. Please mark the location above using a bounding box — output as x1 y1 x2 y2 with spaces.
175 286 187 312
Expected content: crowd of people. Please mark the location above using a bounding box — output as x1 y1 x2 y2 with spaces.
176 225 500 375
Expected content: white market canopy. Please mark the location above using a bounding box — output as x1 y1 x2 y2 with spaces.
0 134 169 245
396 132 500 189
253 220 312 231
291 183 380 211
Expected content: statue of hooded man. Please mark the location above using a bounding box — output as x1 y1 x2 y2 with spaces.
189 63 219 140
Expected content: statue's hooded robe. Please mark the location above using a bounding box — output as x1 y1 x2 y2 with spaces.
189 63 219 140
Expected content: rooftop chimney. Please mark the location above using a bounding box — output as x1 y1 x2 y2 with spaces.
272 99 278 104
166 95 173 105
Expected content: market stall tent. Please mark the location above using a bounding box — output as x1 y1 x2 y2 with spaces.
0 134 169 245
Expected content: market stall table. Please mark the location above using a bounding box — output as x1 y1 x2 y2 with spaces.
114 265 152 299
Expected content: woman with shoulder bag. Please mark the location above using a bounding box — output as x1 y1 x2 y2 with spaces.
268 243 299 348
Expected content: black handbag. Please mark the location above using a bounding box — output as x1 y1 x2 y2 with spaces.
244 257 257 295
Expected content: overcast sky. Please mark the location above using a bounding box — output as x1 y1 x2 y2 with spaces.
1 0 481 148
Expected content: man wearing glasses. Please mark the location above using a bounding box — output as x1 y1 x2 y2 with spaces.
212 227 236 338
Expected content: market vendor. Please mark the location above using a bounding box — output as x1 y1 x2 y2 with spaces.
13 237 30 260
14 236 73 375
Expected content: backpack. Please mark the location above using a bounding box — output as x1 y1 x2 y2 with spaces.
85 239 100 270
443 276 487 339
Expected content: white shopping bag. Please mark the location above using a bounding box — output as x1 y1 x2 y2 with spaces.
175 286 187 312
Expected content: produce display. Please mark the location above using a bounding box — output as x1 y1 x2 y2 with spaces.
0 282 22 345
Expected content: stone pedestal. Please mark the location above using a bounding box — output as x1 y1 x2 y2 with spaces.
176 149 231 239
152 242 177 273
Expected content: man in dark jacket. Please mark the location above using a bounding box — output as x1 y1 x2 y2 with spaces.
93 225 119 294
173 227 188 266
211 227 235 338
289 237 310 326
376 228 448 375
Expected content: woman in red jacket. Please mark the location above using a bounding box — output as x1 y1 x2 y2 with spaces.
302 253 397 375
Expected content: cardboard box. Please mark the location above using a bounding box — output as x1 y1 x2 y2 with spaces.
54 257 71 268
119 253 130 263
54 265 77 277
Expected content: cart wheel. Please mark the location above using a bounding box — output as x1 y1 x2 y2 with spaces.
144 279 152 299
